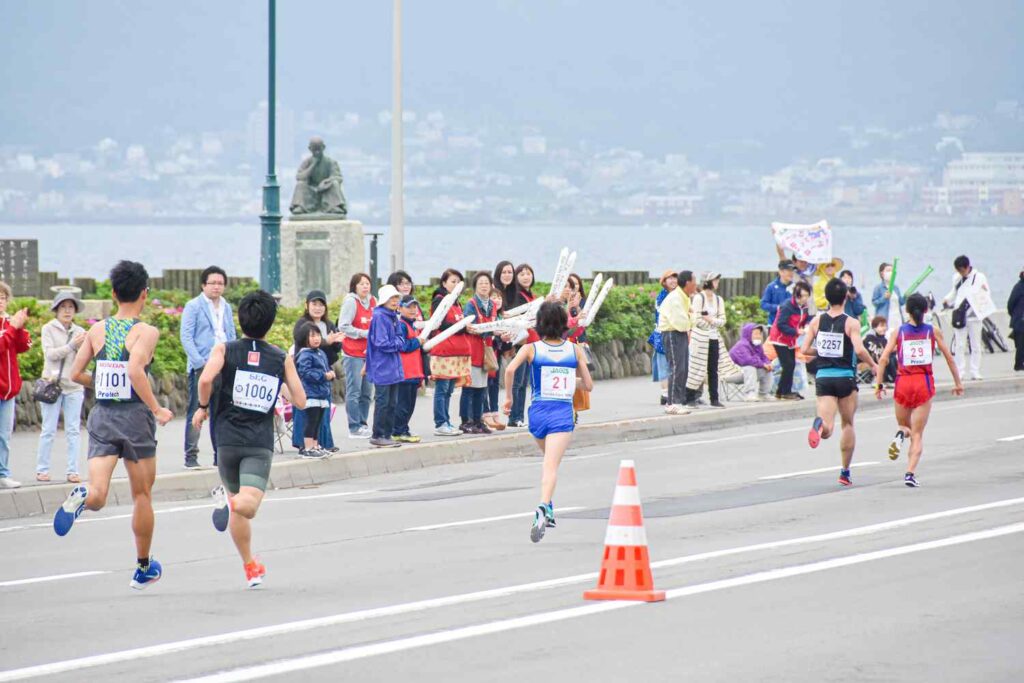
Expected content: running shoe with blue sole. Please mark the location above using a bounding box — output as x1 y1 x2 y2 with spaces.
530 505 547 543
53 485 88 536
211 485 230 532
130 558 162 590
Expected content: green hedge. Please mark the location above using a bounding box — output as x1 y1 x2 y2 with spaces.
12 281 768 381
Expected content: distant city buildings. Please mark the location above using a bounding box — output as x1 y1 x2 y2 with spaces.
0 101 1021 224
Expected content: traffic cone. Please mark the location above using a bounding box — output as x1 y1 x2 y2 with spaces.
583 459 665 602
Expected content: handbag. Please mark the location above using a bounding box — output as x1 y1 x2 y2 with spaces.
34 328 73 404
951 275 971 329
483 345 499 373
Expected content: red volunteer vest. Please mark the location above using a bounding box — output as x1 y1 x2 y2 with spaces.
399 319 424 382
342 296 376 358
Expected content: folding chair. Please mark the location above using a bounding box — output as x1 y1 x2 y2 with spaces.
273 397 294 454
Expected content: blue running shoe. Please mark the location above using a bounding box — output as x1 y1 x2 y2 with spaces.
839 468 852 486
130 557 162 590
211 485 230 532
53 485 88 536
544 502 556 528
530 506 547 543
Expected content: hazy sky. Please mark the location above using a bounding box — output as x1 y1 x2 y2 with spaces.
3 0 1023 159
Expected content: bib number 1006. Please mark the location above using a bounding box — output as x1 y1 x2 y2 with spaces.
94 360 132 400
233 370 280 412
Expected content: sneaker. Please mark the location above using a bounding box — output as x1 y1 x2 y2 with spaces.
808 416 824 449
211 485 230 532
326 446 341 453
838 469 852 486
904 472 919 487
369 437 401 448
183 456 201 470
0 476 22 489
130 557 163 590
53 484 88 536
357 425 372 438
709 400 726 409
393 434 422 444
244 559 266 588
530 505 548 543
659 395 668 406
472 421 492 435
544 502 556 528
664 404 690 415
888 431 906 461
302 448 328 459
347 430 369 440
507 420 526 429
458 422 473 434
434 424 461 436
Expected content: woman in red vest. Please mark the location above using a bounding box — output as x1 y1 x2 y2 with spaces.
430 269 471 436
338 273 376 438
461 272 499 434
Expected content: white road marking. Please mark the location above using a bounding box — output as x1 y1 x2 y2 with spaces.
404 507 586 532
996 434 1024 442
174 522 1024 682
263 489 379 503
3 496 1021 680
0 571 110 588
759 462 881 480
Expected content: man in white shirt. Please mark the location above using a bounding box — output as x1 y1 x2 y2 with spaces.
943 255 991 381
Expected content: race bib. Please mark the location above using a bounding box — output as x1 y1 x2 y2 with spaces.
232 370 280 412
94 360 132 400
540 366 575 400
815 331 844 358
901 338 933 367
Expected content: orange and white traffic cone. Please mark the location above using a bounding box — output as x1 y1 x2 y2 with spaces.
583 459 665 602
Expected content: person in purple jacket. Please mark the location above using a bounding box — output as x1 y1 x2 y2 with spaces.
366 285 422 448
729 323 774 401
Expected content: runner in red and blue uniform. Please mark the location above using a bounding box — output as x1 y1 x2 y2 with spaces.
875 293 963 487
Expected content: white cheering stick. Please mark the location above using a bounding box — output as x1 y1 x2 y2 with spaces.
418 281 465 342
578 273 603 321
548 247 572 298
471 318 533 334
582 278 614 327
422 315 475 352
502 301 531 318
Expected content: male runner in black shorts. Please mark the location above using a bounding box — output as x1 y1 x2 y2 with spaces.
801 278 877 486
192 290 306 587
55 260 174 590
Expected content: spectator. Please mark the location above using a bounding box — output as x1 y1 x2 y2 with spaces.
294 323 334 457
388 270 429 382
430 268 472 436
338 273 376 438
769 281 811 400
507 264 537 428
0 281 31 489
180 265 237 469
813 257 844 312
366 285 420 448
36 292 87 483
761 260 796 325
462 272 499 434
839 269 867 320
1009 266 1024 372
290 290 343 453
729 323 773 401
393 295 425 442
863 316 897 384
386 270 414 297
658 270 695 413
685 272 728 408
650 270 678 405
871 262 905 321
942 255 990 381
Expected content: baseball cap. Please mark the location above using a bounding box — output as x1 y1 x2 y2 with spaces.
778 259 797 271
305 289 327 304
399 294 419 307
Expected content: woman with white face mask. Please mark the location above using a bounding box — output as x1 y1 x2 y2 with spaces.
872 262 905 323
728 323 774 401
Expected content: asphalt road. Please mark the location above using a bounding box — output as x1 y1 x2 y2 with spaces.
1 393 1022 682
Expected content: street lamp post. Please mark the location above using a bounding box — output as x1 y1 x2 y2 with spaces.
259 0 282 293
389 0 404 273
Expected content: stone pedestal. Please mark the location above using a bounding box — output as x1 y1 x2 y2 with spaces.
280 218 364 307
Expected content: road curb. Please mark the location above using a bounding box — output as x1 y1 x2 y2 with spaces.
3 376 1021 521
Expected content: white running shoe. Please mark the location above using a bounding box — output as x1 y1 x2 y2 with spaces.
434 424 460 437
888 431 906 461
357 425 372 438
0 477 21 489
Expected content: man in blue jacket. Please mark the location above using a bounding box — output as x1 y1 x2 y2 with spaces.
761 260 796 325
180 266 237 468
366 285 422 448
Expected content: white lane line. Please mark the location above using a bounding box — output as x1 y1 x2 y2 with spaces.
0 571 110 588
3 495 1021 681
996 434 1024 442
405 507 586 532
174 522 1024 682
263 489 379 503
759 462 881 481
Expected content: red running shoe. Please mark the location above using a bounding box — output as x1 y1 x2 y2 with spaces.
808 417 823 449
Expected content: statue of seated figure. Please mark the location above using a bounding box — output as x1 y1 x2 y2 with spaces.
289 137 348 216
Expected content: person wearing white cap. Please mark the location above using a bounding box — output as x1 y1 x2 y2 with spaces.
365 285 421 447
35 291 87 483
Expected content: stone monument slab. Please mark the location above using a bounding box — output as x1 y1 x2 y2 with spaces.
0 239 39 296
280 218 364 307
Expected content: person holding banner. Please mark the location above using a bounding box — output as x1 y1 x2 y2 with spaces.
942 255 991 381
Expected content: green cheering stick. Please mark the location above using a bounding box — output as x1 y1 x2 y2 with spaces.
887 257 899 295
904 265 934 297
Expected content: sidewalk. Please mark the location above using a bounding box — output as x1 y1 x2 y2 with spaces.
3 352 1021 519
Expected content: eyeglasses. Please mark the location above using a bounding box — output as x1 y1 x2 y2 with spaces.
205 281 226 287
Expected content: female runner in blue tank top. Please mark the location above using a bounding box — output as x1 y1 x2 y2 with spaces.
504 301 594 543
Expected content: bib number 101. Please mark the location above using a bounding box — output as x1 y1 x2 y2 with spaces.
95 360 132 400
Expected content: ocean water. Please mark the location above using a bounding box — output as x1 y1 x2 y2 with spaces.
4 223 1022 303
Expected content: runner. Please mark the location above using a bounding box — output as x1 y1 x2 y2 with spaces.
801 278 877 486
191 290 307 587
875 293 963 487
504 301 594 543
54 260 174 590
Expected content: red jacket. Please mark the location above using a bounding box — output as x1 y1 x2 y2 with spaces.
0 317 32 400
398 318 425 383
769 296 808 349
